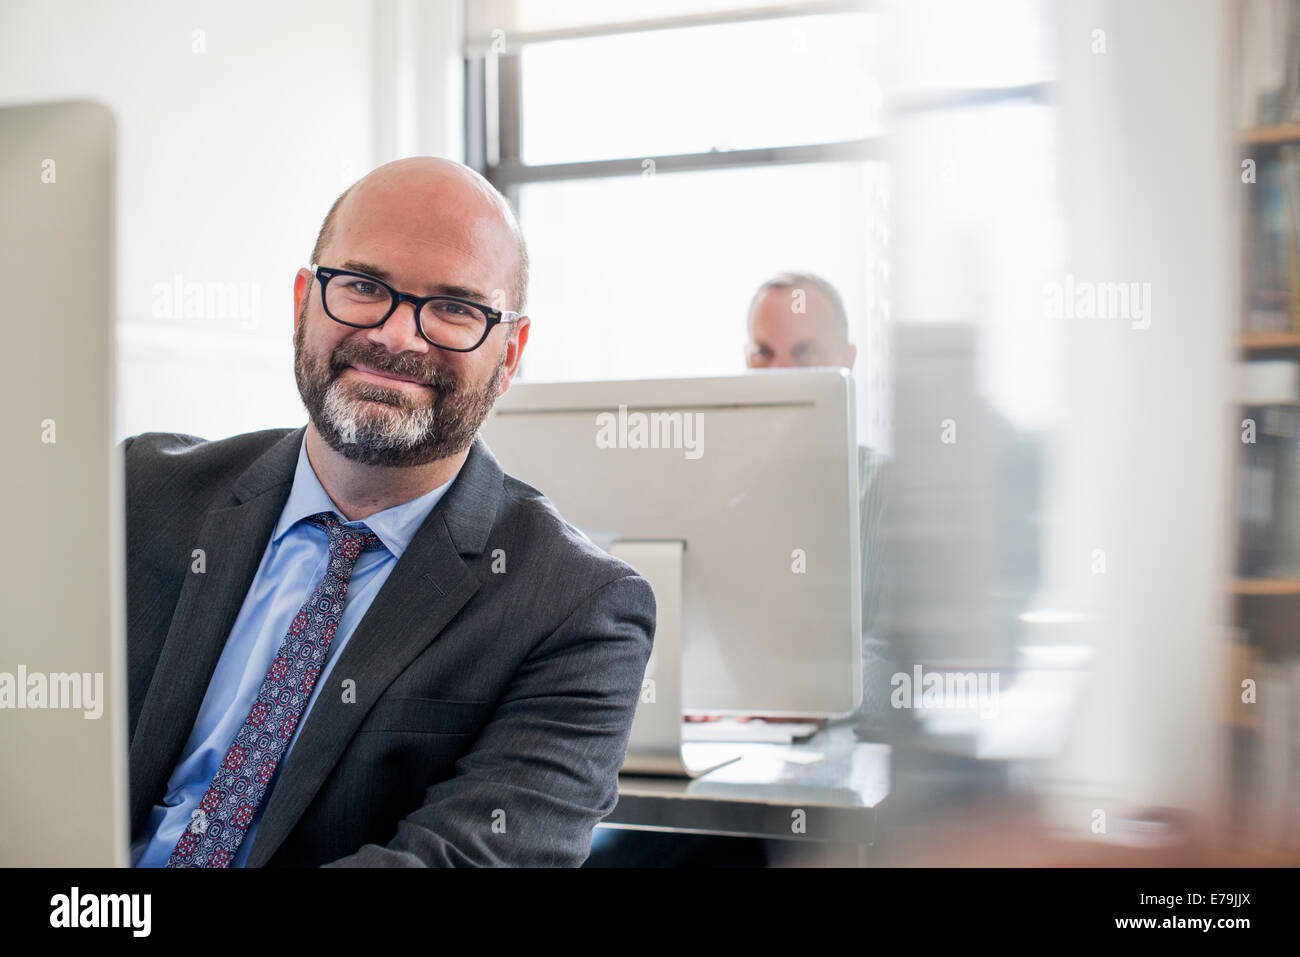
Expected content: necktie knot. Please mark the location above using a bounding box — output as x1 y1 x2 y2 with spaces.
304 511 384 563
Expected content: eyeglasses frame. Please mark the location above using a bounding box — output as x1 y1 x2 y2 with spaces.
309 263 522 353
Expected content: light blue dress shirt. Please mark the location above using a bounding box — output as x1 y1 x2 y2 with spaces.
131 432 458 867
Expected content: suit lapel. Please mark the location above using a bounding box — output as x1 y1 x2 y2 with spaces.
246 434 504 866
128 426 304 834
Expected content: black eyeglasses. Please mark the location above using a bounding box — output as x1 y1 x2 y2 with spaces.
309 263 522 353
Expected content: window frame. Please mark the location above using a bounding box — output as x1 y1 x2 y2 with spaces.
464 4 887 207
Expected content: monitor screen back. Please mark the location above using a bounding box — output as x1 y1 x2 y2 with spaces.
0 100 127 866
481 371 862 715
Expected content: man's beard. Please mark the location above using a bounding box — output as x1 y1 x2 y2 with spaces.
294 310 506 468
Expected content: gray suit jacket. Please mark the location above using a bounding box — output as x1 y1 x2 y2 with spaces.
122 425 655 867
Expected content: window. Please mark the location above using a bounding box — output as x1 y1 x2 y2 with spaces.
468 5 890 449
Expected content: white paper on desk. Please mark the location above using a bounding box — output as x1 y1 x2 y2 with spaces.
680 718 822 743
780 750 826 765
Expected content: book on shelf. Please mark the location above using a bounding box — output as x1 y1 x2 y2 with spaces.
1239 0 1300 128
1245 149 1300 333
1238 359 1300 404
1244 656 1300 851
1237 404 1300 578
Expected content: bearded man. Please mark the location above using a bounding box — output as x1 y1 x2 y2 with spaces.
123 158 655 868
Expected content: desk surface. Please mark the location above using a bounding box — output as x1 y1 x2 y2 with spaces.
605 722 889 844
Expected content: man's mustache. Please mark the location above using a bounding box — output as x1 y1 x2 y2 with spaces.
330 351 459 391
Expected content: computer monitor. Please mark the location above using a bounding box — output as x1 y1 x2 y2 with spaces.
0 100 126 865
479 369 861 775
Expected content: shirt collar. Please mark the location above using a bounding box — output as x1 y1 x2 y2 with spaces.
271 431 459 558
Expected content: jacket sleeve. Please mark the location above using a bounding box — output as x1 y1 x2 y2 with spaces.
320 573 656 867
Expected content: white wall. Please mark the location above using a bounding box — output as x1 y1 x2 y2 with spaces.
1041 0 1234 824
0 0 462 442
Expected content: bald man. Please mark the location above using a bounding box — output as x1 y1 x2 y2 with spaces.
745 272 857 371
123 158 655 868
744 273 886 647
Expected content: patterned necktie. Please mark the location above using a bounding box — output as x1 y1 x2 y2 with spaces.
166 510 385 868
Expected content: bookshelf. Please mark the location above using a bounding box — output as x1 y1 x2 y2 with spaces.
1230 577 1300 596
1241 330 1300 353
1239 122 1300 145
1229 0 1300 851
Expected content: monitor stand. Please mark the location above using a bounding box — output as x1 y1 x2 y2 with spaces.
611 540 742 777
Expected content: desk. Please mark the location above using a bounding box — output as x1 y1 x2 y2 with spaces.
602 722 889 861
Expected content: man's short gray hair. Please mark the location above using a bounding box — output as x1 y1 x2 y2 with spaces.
748 272 848 342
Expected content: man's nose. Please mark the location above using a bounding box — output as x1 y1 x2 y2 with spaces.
368 300 429 351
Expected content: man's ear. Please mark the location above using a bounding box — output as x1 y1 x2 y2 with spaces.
292 269 311 342
845 343 858 371
498 316 531 396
